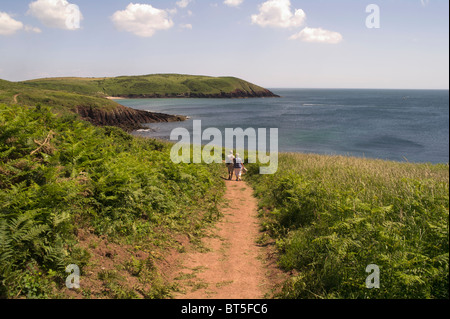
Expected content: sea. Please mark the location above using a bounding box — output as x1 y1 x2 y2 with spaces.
116 89 449 164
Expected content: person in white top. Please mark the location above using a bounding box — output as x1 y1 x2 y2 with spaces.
233 153 245 181
226 150 235 180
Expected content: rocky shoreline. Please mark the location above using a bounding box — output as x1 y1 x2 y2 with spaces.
75 88 279 131
110 88 280 99
75 104 187 132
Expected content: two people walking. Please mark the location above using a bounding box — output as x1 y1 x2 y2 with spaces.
226 150 246 181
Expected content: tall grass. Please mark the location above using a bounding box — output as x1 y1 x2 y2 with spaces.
247 153 449 299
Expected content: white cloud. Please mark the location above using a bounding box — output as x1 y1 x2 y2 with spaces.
176 0 192 8
180 23 193 30
224 0 244 7
111 3 174 37
167 8 178 15
24 25 42 33
289 27 343 44
251 0 306 28
28 0 83 30
0 12 24 35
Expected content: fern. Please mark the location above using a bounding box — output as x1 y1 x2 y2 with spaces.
1 103 225 298
0 214 49 267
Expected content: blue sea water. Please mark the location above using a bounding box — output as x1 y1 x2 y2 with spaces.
116 89 449 164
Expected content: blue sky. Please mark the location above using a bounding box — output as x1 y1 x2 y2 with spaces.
0 0 448 89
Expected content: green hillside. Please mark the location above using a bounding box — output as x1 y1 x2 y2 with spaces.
0 78 187 131
1 74 279 130
0 79 119 112
21 74 279 98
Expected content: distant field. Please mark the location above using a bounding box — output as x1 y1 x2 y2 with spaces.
0 78 118 112
0 77 183 131
20 74 278 98
2 74 277 111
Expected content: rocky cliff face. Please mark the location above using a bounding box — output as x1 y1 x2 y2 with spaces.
113 88 280 99
74 88 278 131
191 88 280 98
75 105 187 132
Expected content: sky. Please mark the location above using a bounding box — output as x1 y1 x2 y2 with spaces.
0 0 448 89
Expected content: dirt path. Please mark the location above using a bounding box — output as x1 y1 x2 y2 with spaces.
13 94 20 104
171 179 272 299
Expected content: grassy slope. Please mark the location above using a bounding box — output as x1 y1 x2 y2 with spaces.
246 153 449 299
1 78 188 132
20 74 276 97
0 78 119 113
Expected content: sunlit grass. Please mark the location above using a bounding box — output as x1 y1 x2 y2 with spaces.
247 152 449 299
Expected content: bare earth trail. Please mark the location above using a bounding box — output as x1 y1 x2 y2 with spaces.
171 179 278 299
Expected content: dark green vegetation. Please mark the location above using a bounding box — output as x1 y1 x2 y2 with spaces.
0 103 225 298
21 74 279 98
247 153 449 299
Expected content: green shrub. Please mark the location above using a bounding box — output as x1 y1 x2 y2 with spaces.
0 103 224 298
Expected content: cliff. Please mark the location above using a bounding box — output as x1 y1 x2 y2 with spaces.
117 88 278 99
75 104 187 132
